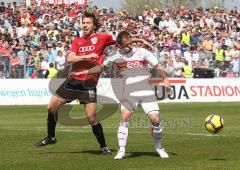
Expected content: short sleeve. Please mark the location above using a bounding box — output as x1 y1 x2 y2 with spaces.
103 53 119 67
104 34 116 46
70 38 79 54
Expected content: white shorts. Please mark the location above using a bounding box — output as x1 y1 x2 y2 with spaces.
120 78 159 115
120 100 159 116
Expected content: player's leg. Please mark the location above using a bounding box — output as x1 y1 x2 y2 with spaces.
84 103 111 155
114 107 132 160
141 102 169 158
47 95 67 138
35 95 66 148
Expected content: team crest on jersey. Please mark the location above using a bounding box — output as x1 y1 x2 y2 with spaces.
91 37 98 44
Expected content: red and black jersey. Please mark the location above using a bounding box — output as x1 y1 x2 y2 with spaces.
70 33 115 82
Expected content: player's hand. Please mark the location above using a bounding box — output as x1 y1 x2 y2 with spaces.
114 58 127 69
70 70 89 76
86 53 98 59
116 62 127 68
163 78 171 93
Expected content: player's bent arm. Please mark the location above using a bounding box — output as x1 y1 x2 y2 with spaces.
155 64 168 79
67 52 97 63
132 38 154 51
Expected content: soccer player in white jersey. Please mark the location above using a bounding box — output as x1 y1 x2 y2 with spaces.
72 31 171 159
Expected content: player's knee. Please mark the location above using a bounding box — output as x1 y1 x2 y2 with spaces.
150 114 162 135
48 97 65 112
47 106 56 113
121 109 132 122
121 116 131 122
87 113 97 125
47 101 60 112
149 111 160 125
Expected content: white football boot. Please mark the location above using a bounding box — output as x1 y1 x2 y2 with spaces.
155 148 169 158
114 150 126 160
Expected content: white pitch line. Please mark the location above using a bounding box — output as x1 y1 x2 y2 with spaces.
0 127 239 138
170 132 227 137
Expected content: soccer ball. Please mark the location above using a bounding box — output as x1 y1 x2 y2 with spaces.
205 114 224 134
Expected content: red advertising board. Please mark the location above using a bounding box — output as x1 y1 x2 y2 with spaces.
38 0 88 6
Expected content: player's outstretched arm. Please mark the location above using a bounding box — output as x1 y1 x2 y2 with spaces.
67 52 98 63
70 64 104 76
155 63 171 91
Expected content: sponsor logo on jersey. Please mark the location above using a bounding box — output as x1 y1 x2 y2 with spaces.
91 37 98 44
127 60 147 68
78 46 95 53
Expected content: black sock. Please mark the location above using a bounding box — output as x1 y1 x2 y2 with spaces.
47 110 58 138
92 123 107 148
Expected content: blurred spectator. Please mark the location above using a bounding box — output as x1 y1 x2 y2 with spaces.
230 56 240 76
164 60 175 77
26 52 35 78
46 33 57 47
160 46 170 58
0 2 6 13
47 46 56 64
214 44 225 69
17 45 28 78
45 62 58 79
10 52 20 78
173 56 184 77
182 60 193 78
2 41 13 78
55 50 66 76
39 56 49 78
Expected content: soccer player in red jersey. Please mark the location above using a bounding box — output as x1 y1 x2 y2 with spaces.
35 11 115 155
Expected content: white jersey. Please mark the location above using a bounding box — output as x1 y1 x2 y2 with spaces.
104 47 160 114
104 47 158 79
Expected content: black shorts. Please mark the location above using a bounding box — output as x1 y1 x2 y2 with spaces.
55 78 97 104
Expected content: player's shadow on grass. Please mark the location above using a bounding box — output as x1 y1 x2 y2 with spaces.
127 151 177 159
41 149 117 155
209 158 226 161
79 149 117 155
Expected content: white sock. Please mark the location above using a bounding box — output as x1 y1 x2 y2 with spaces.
118 121 129 153
152 124 163 149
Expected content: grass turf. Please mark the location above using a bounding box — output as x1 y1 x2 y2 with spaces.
0 102 239 170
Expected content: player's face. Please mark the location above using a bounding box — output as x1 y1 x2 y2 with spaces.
83 17 95 36
119 37 133 53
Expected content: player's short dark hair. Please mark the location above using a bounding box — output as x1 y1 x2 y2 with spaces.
116 31 132 45
83 11 101 32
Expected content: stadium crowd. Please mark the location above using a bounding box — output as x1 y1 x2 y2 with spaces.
0 1 239 79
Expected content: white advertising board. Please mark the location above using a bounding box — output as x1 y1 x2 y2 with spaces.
0 78 239 105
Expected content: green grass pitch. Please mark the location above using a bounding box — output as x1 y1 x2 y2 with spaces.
0 102 239 170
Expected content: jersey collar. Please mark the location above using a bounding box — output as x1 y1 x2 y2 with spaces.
83 33 96 39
